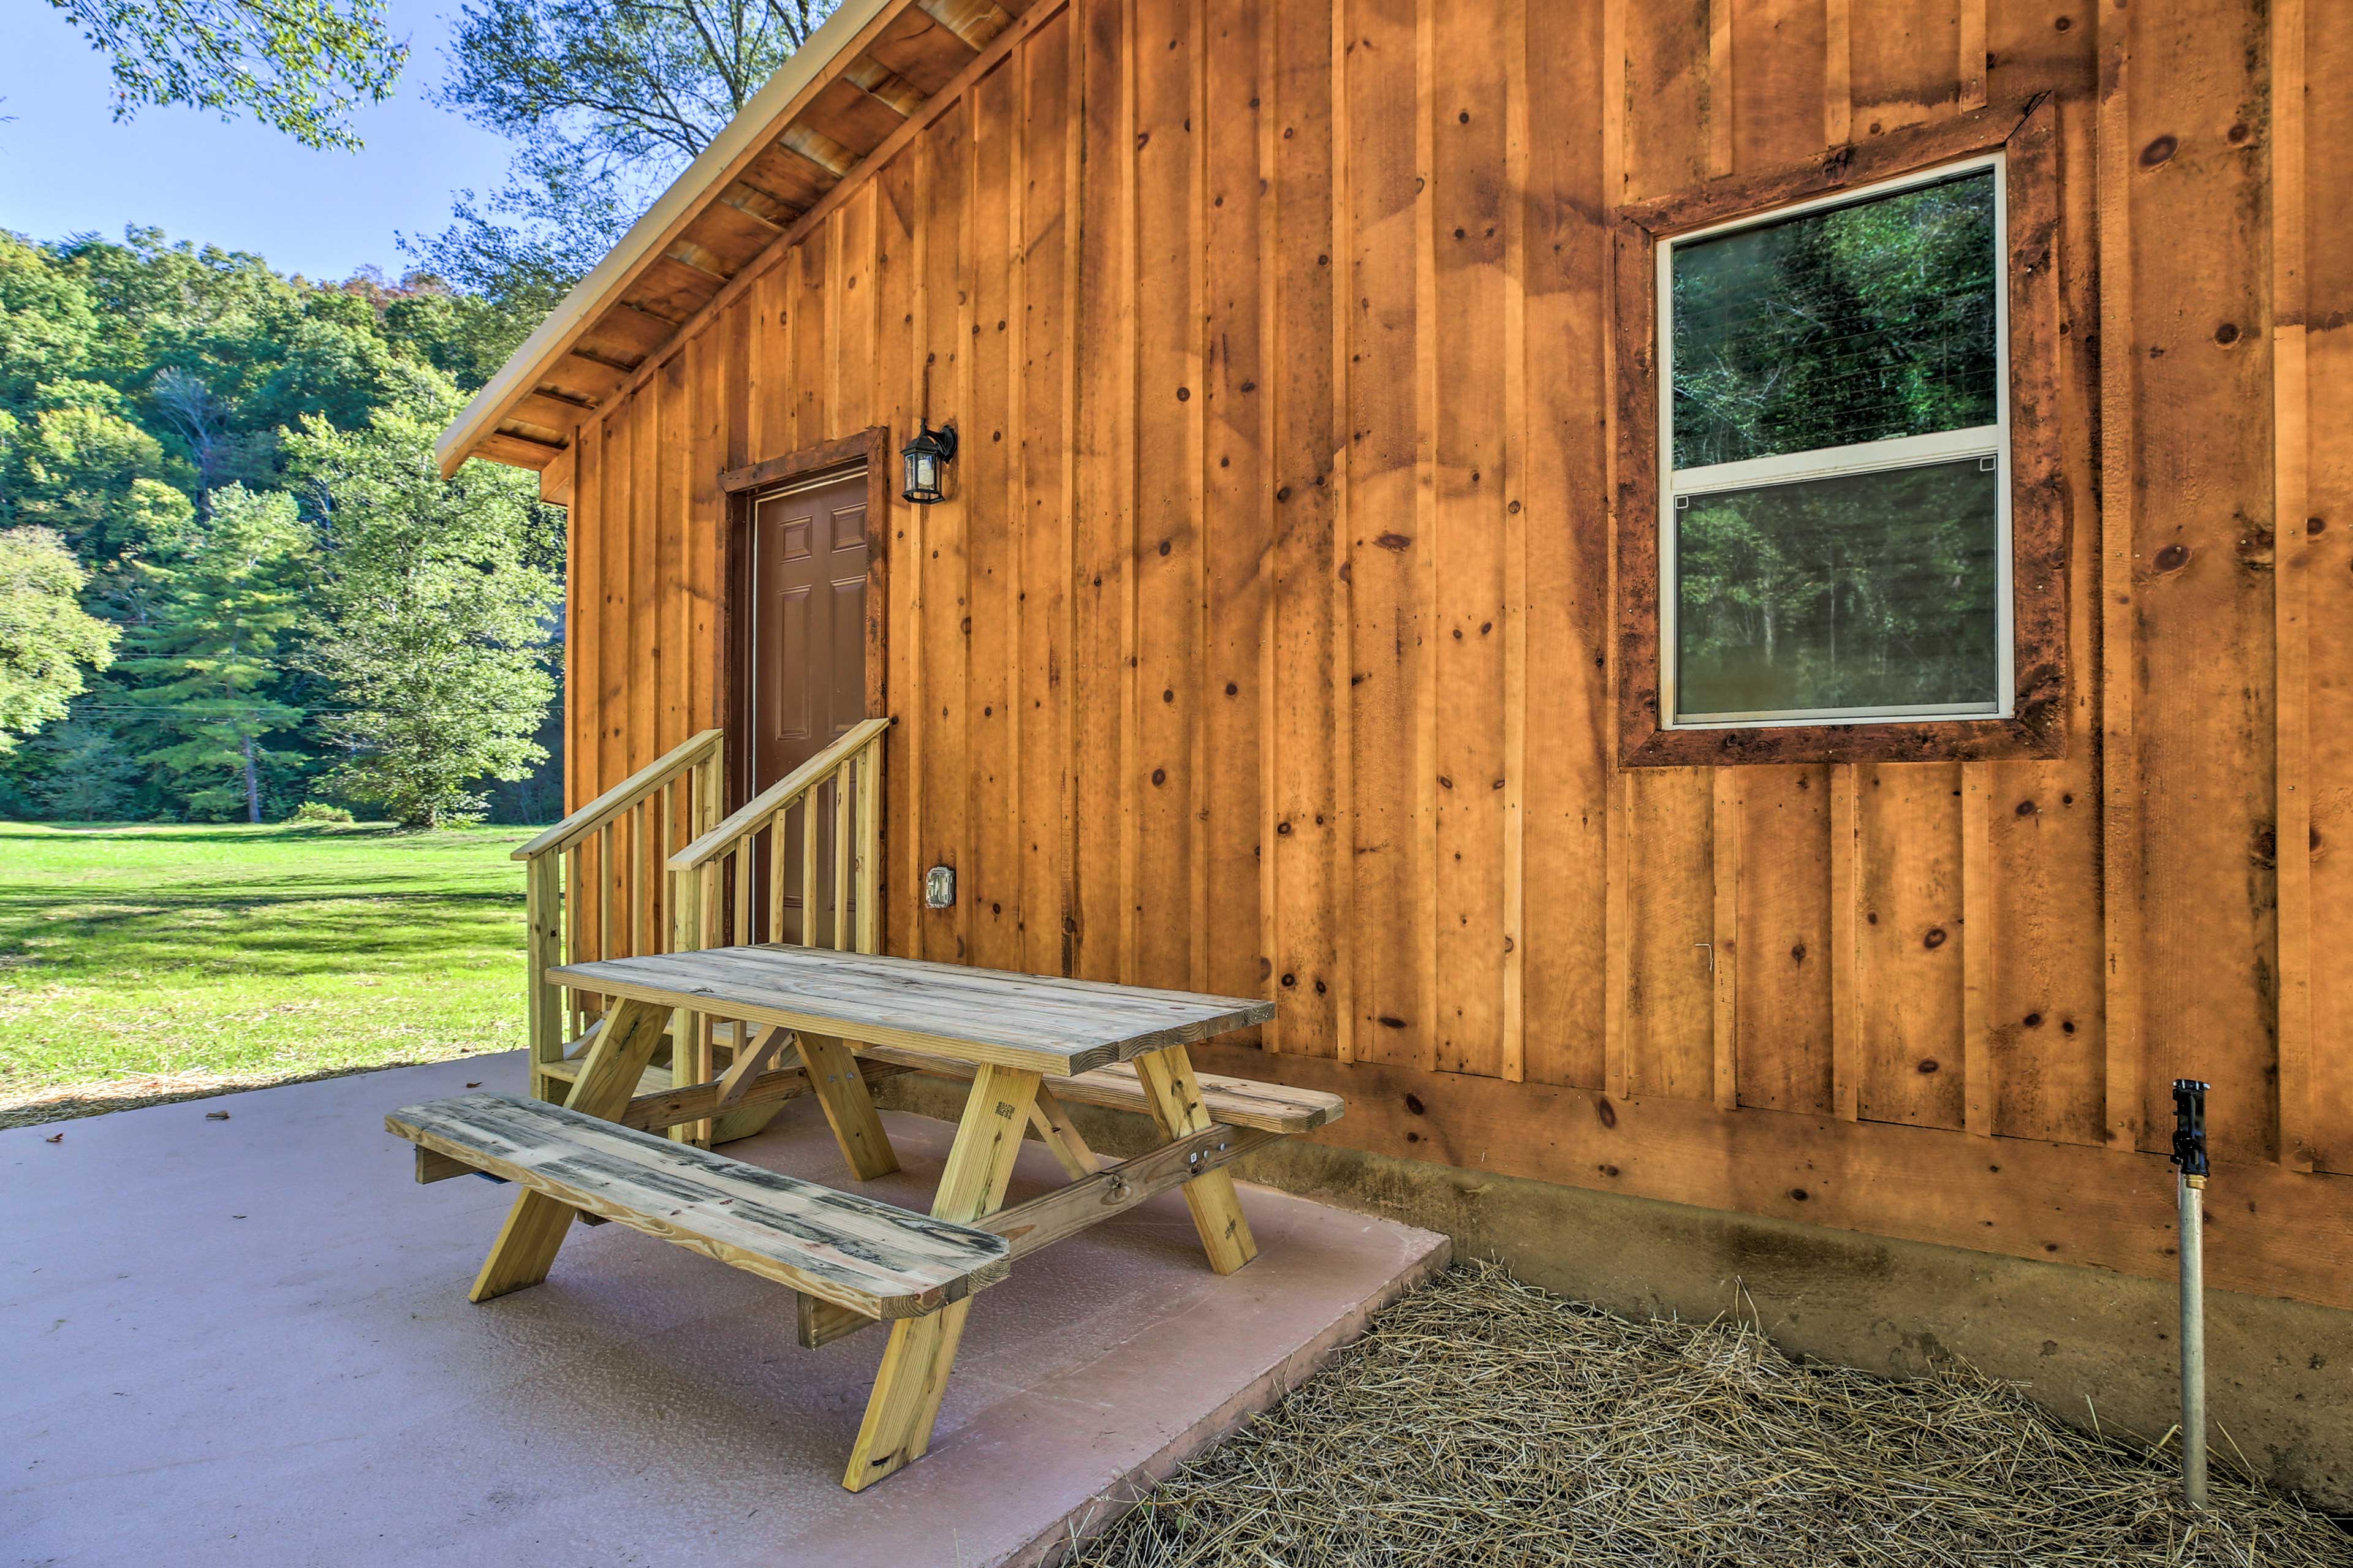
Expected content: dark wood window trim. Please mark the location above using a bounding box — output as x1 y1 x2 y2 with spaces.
1611 94 2066 768
717 426 893 806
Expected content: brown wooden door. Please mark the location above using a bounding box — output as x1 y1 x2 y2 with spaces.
739 464 871 940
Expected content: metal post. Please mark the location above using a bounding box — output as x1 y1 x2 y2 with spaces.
2170 1078 2210 1509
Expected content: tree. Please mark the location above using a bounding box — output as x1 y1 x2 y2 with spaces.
0 226 557 821
0 233 104 409
147 366 263 502
290 401 559 828
1 229 540 545
407 0 835 331
0 526 119 751
401 153 642 363
1 401 197 560
374 278 523 389
43 0 407 150
244 303 450 436
25 718 144 819
1670 171 1996 468
111 484 309 820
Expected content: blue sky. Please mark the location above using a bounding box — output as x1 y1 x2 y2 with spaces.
2 0 518 278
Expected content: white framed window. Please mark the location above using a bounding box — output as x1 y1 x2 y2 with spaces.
1657 154 2010 730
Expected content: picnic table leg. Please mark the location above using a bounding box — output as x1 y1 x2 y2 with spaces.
469 997 669 1303
1027 1083 1101 1178
1133 1043 1258 1275
795 1031 901 1180
709 1099 789 1146
842 1062 1042 1491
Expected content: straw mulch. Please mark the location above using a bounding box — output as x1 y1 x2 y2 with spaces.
1066 1262 2352 1568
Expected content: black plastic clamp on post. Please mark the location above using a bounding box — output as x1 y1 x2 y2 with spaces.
2170 1079 2210 1178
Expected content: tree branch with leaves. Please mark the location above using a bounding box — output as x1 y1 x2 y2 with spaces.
0 526 119 752
43 0 408 149
404 0 836 350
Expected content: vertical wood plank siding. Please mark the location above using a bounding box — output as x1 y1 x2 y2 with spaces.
556 0 2353 1306
2303 0 2353 1181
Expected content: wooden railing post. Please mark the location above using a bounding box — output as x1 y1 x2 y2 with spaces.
511 727 727 1111
661 720 891 1148
671 736 721 1146
855 744 881 956
525 850 564 1102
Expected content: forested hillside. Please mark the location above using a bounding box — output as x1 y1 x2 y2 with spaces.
0 228 564 827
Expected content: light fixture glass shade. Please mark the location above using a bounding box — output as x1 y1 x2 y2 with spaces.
900 422 957 504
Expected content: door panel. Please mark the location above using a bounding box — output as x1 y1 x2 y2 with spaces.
749 468 870 785
774 585 814 743
829 578 866 729
745 466 871 942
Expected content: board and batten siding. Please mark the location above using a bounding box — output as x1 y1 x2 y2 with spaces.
548 0 2353 1309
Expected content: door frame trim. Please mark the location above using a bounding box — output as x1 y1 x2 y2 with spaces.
719 425 892 809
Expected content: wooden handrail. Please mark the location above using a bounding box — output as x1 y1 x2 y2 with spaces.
670 716 893 872
657 714 890 1134
512 729 726 861
513 726 727 1113
513 716 889 1140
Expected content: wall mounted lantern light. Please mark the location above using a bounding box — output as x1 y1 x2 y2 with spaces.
900 421 957 504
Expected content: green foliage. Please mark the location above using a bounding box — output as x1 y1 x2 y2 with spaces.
290 404 561 829
0 528 119 751
0 238 105 407
42 0 407 150
406 0 837 326
286 798 355 824
374 284 525 390
0 227 562 825
403 154 639 364
0 229 487 543
110 485 312 820
21 720 145 820
244 312 452 436
439 0 826 161
2 404 194 559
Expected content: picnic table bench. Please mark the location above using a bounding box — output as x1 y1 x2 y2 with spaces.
387 944 1342 1491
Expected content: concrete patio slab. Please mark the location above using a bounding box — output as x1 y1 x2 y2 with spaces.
2 1052 1448 1568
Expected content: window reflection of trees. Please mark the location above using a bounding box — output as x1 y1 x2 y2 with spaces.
1666 169 2003 720
1675 461 1999 719
1672 171 1998 469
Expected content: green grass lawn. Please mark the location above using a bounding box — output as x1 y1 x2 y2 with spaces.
0 821 531 1126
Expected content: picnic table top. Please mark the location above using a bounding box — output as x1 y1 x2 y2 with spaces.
548 945 1276 1077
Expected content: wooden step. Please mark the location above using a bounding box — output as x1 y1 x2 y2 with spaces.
851 1043 1346 1134
387 1092 1010 1320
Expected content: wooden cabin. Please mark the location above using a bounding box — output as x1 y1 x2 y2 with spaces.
439 0 2352 1496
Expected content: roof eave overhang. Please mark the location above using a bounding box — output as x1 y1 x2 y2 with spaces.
433 0 901 479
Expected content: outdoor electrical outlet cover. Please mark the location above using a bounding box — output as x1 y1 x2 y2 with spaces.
925 865 956 909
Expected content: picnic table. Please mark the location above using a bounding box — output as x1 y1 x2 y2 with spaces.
387 945 1344 1490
